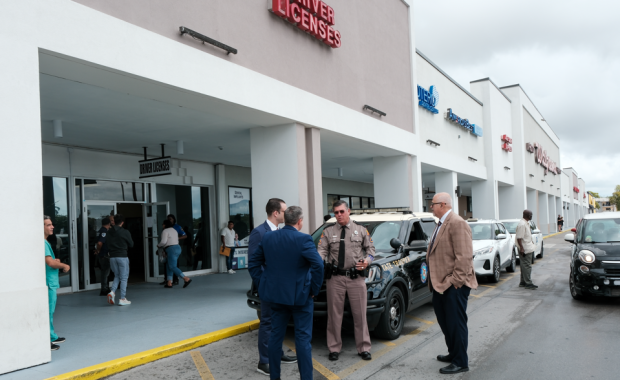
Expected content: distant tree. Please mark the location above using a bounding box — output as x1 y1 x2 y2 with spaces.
595 201 601 210
609 185 620 211
589 191 600 198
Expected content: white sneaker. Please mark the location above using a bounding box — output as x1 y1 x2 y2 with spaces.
107 292 115 305
118 298 131 306
228 269 236 274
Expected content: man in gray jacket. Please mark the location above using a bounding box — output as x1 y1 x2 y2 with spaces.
107 214 134 306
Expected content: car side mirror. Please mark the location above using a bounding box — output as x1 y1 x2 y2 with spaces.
564 233 575 243
496 233 507 240
408 240 427 251
532 229 540 234
390 238 403 250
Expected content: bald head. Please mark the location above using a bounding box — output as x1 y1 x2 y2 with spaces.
431 192 453 219
435 192 452 207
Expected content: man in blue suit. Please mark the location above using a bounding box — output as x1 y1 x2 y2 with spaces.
248 198 296 376
249 206 324 380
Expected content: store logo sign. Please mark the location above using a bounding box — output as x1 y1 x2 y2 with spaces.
269 0 341 48
526 142 560 175
139 157 172 179
417 85 439 114
445 108 483 137
501 134 513 152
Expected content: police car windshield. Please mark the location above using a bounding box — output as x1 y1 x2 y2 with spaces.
579 219 620 243
502 222 518 234
468 223 495 240
312 221 403 251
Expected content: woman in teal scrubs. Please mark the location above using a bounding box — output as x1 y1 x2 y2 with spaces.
44 216 70 351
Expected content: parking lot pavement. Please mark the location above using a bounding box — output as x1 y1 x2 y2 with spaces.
105 232 620 380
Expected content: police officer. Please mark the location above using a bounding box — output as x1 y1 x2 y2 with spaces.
318 200 375 361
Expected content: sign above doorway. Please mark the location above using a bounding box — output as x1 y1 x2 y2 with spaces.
269 0 342 48
139 145 172 179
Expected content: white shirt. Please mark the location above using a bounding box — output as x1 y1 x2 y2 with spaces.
158 227 179 247
221 227 236 247
266 219 278 231
431 209 452 241
516 219 536 253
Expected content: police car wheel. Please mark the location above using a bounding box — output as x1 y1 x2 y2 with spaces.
373 287 405 340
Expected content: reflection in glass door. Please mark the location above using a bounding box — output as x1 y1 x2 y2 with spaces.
83 203 116 290
143 202 169 281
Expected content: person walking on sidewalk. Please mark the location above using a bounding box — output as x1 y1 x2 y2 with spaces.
221 221 237 274
94 217 112 296
517 210 538 290
44 215 70 351
107 214 134 306
248 198 297 376
249 206 324 380
426 192 478 375
159 220 192 289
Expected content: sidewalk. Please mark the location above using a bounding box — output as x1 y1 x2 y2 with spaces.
3 272 255 380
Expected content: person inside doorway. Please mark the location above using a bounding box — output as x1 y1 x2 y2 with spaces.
44 215 70 351
107 214 134 306
161 214 187 285
159 220 192 288
221 221 236 274
94 217 112 296
558 215 564 231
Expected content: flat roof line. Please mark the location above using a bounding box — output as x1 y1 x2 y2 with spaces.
470 77 512 103
499 84 560 141
416 49 483 106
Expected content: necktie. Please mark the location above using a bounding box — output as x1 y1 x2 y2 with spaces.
338 226 346 269
429 221 442 252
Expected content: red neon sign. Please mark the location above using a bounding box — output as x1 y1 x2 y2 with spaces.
270 0 342 48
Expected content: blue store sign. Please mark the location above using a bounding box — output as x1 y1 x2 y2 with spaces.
445 108 483 137
417 85 439 114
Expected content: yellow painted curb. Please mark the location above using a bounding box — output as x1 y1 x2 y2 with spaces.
45 319 260 380
544 230 568 239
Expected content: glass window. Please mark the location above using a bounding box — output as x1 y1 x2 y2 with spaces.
311 221 403 252
369 198 375 208
468 223 495 240
421 221 437 240
327 194 339 211
228 187 252 246
494 224 502 237
502 221 519 234
351 197 361 210
580 219 620 243
407 222 426 245
84 180 144 202
43 177 72 288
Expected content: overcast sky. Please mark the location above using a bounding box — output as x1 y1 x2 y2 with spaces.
414 0 620 196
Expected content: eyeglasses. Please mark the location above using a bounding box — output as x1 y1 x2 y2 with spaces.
430 202 444 207
334 210 347 215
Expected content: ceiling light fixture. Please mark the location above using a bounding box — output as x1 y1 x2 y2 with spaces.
177 140 184 155
338 168 344 177
53 119 63 138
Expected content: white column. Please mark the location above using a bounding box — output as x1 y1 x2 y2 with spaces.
304 128 323 232
411 155 423 212
215 164 227 273
251 124 313 233
549 195 557 233
472 180 499 220
556 197 562 229
373 155 417 210
538 192 549 235
526 189 537 216
0 35 51 372
435 171 459 213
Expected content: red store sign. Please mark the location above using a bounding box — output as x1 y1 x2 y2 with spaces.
270 0 342 48
501 134 513 152
526 142 561 175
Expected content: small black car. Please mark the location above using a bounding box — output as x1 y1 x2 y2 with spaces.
247 211 437 340
565 213 620 300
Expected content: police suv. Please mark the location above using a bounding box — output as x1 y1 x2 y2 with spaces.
246 209 437 340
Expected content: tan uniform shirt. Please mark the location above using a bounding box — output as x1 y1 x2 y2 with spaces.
516 219 536 253
318 221 376 269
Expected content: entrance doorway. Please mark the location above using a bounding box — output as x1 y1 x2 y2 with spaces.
116 203 145 284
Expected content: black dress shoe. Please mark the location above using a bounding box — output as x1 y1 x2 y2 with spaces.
525 284 539 290
281 354 297 364
164 284 173 288
257 363 269 376
52 337 65 344
329 352 339 361
439 364 469 374
358 351 372 361
183 279 192 288
437 354 452 363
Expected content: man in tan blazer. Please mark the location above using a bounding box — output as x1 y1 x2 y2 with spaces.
427 192 478 374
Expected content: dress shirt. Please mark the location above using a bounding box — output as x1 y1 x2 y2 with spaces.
266 219 278 231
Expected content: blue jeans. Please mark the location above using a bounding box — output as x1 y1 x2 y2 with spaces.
166 245 186 281
432 285 471 368
269 297 314 380
110 257 130 299
226 246 235 271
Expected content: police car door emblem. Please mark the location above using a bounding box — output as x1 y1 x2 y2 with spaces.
420 262 428 284
101 233 106 237
354 230 358 235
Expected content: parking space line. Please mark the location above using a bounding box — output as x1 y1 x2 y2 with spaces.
382 341 397 346
405 316 435 324
283 339 340 380
478 284 496 288
190 351 215 380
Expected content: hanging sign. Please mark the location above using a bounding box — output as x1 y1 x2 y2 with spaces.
139 157 172 179
269 0 341 48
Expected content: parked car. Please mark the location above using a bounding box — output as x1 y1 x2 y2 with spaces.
467 219 516 282
500 219 544 262
564 212 620 300
247 210 438 340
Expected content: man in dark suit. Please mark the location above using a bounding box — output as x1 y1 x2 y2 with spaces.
249 206 324 380
248 198 296 376
427 192 478 374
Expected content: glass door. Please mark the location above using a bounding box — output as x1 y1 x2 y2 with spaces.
142 202 169 282
82 202 117 290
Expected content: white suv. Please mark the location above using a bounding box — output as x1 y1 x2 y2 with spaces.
500 219 544 263
468 219 517 282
